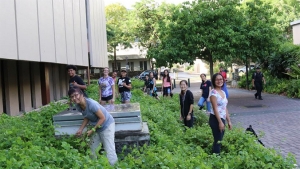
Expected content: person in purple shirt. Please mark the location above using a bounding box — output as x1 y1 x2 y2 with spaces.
98 67 115 105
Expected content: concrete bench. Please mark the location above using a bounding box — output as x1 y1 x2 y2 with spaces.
53 103 150 153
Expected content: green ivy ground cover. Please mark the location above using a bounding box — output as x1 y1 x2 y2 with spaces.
0 79 296 168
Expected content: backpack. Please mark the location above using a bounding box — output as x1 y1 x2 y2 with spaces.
245 125 265 146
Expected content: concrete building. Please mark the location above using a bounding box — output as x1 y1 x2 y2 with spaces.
0 0 108 116
108 43 151 71
291 20 300 45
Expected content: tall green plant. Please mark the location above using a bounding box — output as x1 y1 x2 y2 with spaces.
266 42 300 78
286 64 300 79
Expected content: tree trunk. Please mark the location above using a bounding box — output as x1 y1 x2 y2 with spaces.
113 46 117 71
245 57 249 90
149 58 153 70
209 54 214 79
87 66 90 86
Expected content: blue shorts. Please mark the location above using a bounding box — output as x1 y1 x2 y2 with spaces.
149 87 158 97
163 86 171 96
120 91 131 102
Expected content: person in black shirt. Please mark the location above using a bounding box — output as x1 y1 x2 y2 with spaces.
143 75 151 94
117 69 132 103
143 73 160 100
197 74 212 112
179 80 194 128
252 67 266 100
67 65 88 97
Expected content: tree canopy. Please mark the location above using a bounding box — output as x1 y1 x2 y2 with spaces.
105 3 132 70
106 0 300 76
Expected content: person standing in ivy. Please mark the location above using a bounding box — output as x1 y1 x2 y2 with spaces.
111 70 118 83
70 87 118 166
179 80 194 128
117 69 132 103
161 69 173 97
67 65 88 97
143 75 151 94
148 72 160 100
219 67 229 99
198 73 212 113
209 73 232 154
98 67 115 105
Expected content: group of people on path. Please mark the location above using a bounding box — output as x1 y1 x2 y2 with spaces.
66 64 266 164
143 69 174 99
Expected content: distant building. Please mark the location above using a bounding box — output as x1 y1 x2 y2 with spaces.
0 0 108 116
193 59 209 74
108 43 152 71
291 20 300 45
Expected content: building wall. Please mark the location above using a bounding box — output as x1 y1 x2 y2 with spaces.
87 0 108 68
0 0 108 116
108 59 150 71
292 23 300 45
0 0 107 66
0 60 3 113
0 59 70 115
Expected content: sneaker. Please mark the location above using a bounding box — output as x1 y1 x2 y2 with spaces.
254 94 257 99
199 106 204 110
258 98 263 100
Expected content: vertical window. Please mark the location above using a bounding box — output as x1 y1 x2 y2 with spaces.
140 61 143 70
130 62 134 71
112 63 115 70
117 63 121 71
144 61 147 70
112 63 121 70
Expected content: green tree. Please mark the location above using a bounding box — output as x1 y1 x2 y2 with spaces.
131 0 178 69
265 0 300 40
236 0 280 89
150 0 244 76
105 3 132 70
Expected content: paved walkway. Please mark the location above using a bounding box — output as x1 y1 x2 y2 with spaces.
171 81 300 165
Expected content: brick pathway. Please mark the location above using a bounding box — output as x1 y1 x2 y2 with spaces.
228 88 300 165
173 81 300 165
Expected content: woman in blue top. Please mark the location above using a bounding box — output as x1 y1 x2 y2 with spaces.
69 87 118 166
148 72 159 99
197 74 212 113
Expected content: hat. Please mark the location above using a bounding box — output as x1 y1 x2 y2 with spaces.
256 66 261 69
121 69 127 72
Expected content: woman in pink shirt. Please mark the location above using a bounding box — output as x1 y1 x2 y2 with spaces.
161 70 173 97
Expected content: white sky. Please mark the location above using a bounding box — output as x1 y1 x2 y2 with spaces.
104 0 189 9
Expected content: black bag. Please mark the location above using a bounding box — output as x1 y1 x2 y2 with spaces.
245 125 265 146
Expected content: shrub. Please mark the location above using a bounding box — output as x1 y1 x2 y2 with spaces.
130 78 145 89
286 79 300 98
238 69 255 89
265 42 300 79
0 82 296 168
